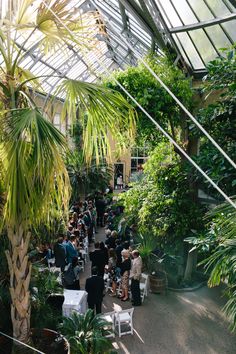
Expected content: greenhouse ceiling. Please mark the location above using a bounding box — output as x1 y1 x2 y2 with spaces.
0 0 236 94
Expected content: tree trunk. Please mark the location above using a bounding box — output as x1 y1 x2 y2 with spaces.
5 225 32 344
184 248 198 282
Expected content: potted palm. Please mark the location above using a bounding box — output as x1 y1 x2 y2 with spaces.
59 310 115 354
0 0 136 348
137 233 167 294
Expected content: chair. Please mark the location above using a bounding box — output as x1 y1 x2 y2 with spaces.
100 311 116 338
115 308 134 337
140 273 149 303
78 259 84 272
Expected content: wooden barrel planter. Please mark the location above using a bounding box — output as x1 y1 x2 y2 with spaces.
149 272 167 295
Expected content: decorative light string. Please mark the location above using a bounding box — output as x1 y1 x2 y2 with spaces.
41 0 236 209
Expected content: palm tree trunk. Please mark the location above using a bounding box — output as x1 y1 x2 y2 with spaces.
5 225 32 343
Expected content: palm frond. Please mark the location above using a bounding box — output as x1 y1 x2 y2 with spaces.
1 107 70 227
53 79 136 163
203 200 236 330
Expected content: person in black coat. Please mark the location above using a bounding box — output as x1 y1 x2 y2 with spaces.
85 266 104 314
54 236 66 271
89 242 106 277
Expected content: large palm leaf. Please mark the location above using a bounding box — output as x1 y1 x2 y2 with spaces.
1 107 70 227
204 200 236 330
54 79 136 163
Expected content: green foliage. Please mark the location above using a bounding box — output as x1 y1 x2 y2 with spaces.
135 233 158 269
1 107 70 228
30 268 63 330
59 310 114 354
191 45 236 198
119 142 206 252
104 54 193 148
202 199 236 330
66 151 113 202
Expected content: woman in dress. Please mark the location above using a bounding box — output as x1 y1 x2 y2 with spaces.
108 248 118 296
119 249 131 301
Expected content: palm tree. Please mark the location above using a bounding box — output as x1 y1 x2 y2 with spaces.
60 310 114 354
0 0 136 344
204 200 236 331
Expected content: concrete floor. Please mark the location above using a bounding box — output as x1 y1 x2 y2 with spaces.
80 228 236 354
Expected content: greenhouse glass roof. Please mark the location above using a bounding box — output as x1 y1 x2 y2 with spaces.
0 0 235 91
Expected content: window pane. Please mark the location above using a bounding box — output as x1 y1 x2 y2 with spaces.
189 28 217 63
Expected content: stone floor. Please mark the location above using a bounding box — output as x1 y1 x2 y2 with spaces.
80 228 236 354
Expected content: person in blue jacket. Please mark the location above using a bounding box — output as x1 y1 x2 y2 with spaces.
66 234 78 264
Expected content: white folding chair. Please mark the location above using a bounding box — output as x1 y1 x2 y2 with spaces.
115 308 134 337
140 273 149 303
100 311 116 338
47 257 55 269
78 259 84 272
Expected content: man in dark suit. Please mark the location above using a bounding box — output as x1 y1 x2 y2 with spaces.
85 266 104 314
66 235 78 264
54 236 66 271
89 242 106 277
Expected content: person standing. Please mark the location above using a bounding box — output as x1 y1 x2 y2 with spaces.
130 250 143 306
54 236 67 271
85 266 104 314
89 242 106 277
119 249 131 302
66 235 78 264
116 175 123 189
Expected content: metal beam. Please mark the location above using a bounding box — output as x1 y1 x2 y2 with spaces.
118 0 166 49
169 12 236 33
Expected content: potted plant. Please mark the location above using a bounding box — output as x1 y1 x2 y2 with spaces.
59 310 115 354
136 233 167 294
30 268 69 354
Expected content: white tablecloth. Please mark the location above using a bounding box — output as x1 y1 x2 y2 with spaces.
62 290 87 317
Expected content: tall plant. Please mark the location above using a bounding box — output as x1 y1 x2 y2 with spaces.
0 0 136 344
203 201 236 331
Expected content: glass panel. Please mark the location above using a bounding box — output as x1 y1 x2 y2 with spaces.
189 28 217 63
176 32 205 69
156 0 183 27
206 25 232 50
205 0 232 16
171 0 197 25
188 0 215 21
173 34 192 68
222 20 236 42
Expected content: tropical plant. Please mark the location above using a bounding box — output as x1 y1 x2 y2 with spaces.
104 54 193 149
0 0 136 344
59 310 115 354
191 45 236 198
202 200 236 331
119 142 206 249
30 268 63 330
66 151 113 202
135 233 158 271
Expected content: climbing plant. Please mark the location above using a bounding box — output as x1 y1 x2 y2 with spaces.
119 142 206 253
191 45 236 198
104 54 193 149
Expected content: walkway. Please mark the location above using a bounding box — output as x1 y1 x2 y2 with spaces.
80 228 236 354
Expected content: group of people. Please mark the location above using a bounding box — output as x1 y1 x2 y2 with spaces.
35 192 143 315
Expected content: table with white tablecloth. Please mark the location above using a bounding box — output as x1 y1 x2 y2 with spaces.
62 290 88 317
